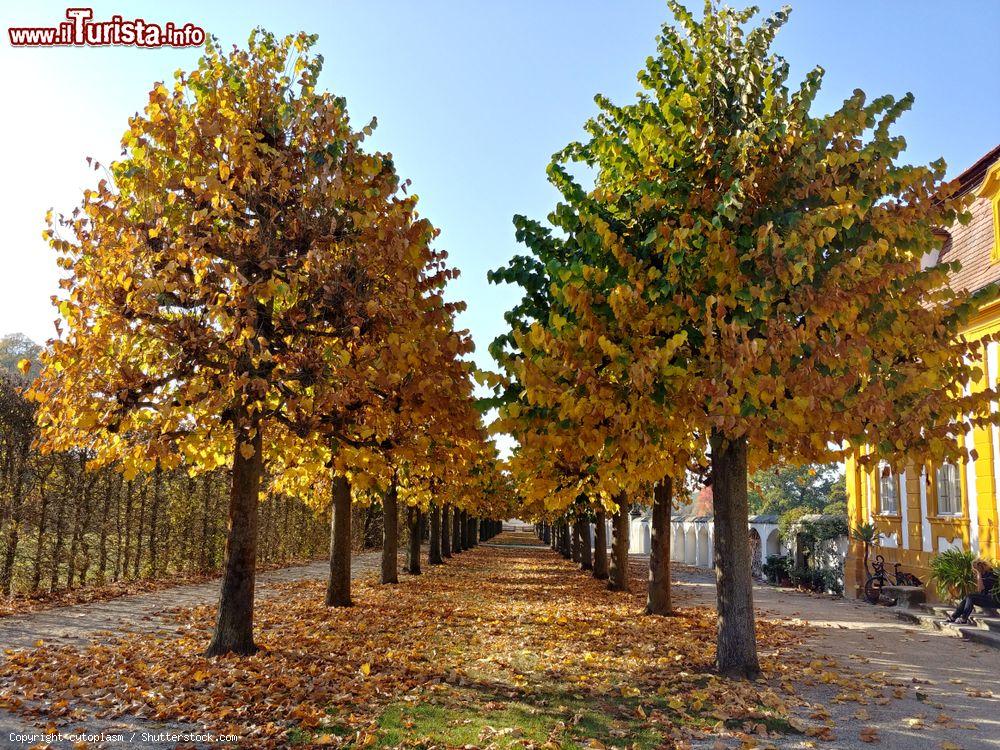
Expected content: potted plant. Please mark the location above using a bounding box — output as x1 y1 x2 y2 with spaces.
929 549 977 602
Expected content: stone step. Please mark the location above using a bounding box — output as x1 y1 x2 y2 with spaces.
916 604 1000 633
894 606 1000 648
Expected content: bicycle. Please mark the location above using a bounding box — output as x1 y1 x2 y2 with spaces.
863 554 923 605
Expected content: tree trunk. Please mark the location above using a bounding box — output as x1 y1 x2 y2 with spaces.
0 442 29 596
259 492 272 568
406 506 422 575
646 478 673 616
76 473 98 586
381 478 399 584
579 518 593 571
97 474 116 583
608 500 630 592
467 516 478 547
559 521 571 558
148 462 162 579
205 417 262 657
199 473 212 571
428 504 443 565
31 471 51 592
207 474 222 570
452 506 463 553
120 480 134 579
132 481 147 579
441 505 452 558
362 505 379 549
66 465 85 588
49 479 67 591
593 509 609 580
325 474 352 607
112 475 125 582
710 431 760 679
571 519 582 563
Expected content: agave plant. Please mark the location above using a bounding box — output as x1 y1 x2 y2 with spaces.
929 549 977 601
850 522 879 545
851 522 879 572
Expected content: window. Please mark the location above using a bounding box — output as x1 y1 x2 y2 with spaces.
935 462 962 516
981 161 1000 264
878 467 899 515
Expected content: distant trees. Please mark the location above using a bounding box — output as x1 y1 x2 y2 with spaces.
0 334 41 380
748 464 846 518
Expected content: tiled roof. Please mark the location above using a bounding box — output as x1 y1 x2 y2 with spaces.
938 145 1000 294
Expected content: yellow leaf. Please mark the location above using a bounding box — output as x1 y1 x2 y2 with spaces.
360 662 371 677
16 358 30 375
239 442 256 460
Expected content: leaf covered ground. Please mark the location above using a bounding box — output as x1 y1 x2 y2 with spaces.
0 534 923 748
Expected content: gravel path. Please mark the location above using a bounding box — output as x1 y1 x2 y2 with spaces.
0 553 383 650
668 564 1000 750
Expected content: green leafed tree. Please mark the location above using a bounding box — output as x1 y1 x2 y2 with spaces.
494 0 997 679
748 463 846 518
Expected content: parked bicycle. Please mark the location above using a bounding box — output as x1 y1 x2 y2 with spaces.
853 522 922 605
863 554 922 605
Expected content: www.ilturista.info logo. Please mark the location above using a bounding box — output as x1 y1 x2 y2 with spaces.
8 8 205 48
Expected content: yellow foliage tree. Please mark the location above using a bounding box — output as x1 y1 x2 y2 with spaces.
31 30 459 655
492 2 999 678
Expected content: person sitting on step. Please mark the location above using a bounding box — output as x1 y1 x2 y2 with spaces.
947 560 999 625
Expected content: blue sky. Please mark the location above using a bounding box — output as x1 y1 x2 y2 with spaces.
2 0 998 378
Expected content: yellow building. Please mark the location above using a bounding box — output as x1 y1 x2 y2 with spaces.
846 145 1000 598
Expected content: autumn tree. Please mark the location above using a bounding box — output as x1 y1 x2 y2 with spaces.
502 1 996 678
487 139 700 613
30 31 454 655
268 245 479 606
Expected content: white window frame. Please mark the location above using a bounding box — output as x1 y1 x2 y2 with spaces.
934 462 963 516
878 466 899 515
